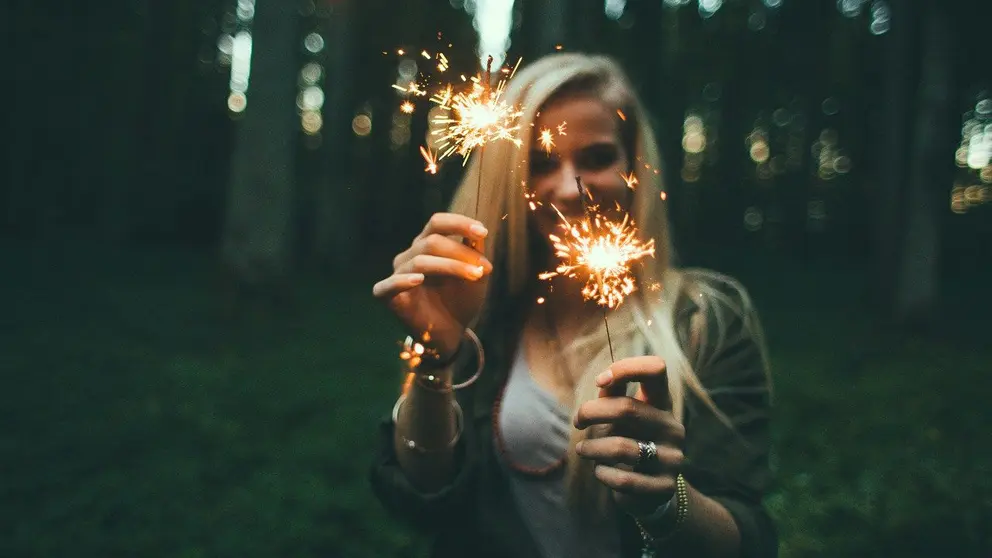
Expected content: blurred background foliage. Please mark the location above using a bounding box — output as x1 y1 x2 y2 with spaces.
3 0 991 556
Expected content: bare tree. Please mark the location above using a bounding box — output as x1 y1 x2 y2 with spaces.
221 0 298 292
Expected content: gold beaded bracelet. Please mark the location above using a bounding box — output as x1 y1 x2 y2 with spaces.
633 473 689 557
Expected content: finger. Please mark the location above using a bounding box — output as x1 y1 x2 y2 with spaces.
417 213 488 244
574 397 684 444
593 464 675 497
596 355 671 410
372 273 424 300
462 232 486 255
576 436 683 470
395 254 487 282
412 234 492 271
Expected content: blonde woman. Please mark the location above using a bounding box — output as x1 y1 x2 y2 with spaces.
370 53 776 558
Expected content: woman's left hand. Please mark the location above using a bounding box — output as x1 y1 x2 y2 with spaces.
573 355 685 517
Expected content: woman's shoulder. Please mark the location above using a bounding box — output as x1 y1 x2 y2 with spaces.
672 268 759 325
666 268 768 379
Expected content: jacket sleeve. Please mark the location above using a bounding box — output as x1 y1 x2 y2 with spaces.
367 364 481 534
679 275 778 558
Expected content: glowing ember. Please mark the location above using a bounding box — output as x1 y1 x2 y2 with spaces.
538 128 555 153
620 171 638 189
539 204 655 309
400 101 415 114
419 145 439 174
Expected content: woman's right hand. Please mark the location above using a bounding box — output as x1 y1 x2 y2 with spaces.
372 213 492 359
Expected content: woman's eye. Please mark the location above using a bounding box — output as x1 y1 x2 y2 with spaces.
530 154 558 175
578 145 620 171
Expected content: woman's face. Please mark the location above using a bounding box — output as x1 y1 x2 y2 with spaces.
528 95 632 241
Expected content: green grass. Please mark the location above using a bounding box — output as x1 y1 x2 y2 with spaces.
1 242 989 557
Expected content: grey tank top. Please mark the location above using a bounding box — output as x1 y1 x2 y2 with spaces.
495 345 621 558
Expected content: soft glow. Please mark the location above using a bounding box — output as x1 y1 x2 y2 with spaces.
471 0 514 69
303 32 325 54
229 31 253 94
352 114 372 136
301 111 322 135
605 0 627 20
698 0 723 17
300 62 322 85
227 91 247 113
539 203 655 309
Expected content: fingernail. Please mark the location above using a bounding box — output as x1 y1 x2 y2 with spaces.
479 258 493 272
410 273 425 285
595 370 613 386
575 441 584 453
469 224 488 238
470 265 485 278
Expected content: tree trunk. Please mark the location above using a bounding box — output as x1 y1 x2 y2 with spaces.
311 0 357 272
893 4 953 325
221 0 298 290
518 0 568 60
873 0 917 319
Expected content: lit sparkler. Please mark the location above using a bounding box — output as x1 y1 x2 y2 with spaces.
539 204 655 310
429 55 524 162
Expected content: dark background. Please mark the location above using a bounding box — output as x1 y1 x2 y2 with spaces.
3 0 991 556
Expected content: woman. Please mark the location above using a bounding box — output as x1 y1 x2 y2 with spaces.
370 53 776 558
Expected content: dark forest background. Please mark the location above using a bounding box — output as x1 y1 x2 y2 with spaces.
3 0 991 556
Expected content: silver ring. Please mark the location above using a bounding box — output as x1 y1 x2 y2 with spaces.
635 440 657 471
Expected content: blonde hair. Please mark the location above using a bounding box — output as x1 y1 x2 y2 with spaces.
448 53 770 522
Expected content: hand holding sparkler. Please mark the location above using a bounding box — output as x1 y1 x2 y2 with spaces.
373 213 493 360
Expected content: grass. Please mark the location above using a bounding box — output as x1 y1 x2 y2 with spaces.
1 240 989 557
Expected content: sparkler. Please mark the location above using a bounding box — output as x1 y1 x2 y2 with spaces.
538 178 656 361
429 55 524 217
390 45 524 217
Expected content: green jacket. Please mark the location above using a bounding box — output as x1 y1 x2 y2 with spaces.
370 272 777 558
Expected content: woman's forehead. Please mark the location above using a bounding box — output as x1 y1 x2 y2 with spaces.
533 96 619 140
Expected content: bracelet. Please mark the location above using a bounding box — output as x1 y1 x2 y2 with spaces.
391 393 463 453
399 328 484 391
633 473 689 555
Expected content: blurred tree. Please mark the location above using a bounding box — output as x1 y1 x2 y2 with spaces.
876 0 954 326
892 2 953 325
311 0 357 272
221 0 299 293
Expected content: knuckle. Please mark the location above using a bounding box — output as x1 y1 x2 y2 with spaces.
613 470 635 491
423 234 441 253
429 213 445 229
613 438 631 460
410 254 428 269
618 398 640 420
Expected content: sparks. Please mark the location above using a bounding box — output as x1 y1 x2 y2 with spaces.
399 333 438 370
556 121 567 136
429 55 524 164
616 109 627 121
538 128 555 153
620 171 639 189
419 145 439 175
539 204 655 309
400 101 415 114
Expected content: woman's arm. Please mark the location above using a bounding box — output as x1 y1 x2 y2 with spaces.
392 364 460 491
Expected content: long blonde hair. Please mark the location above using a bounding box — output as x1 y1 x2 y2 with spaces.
448 53 770 521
